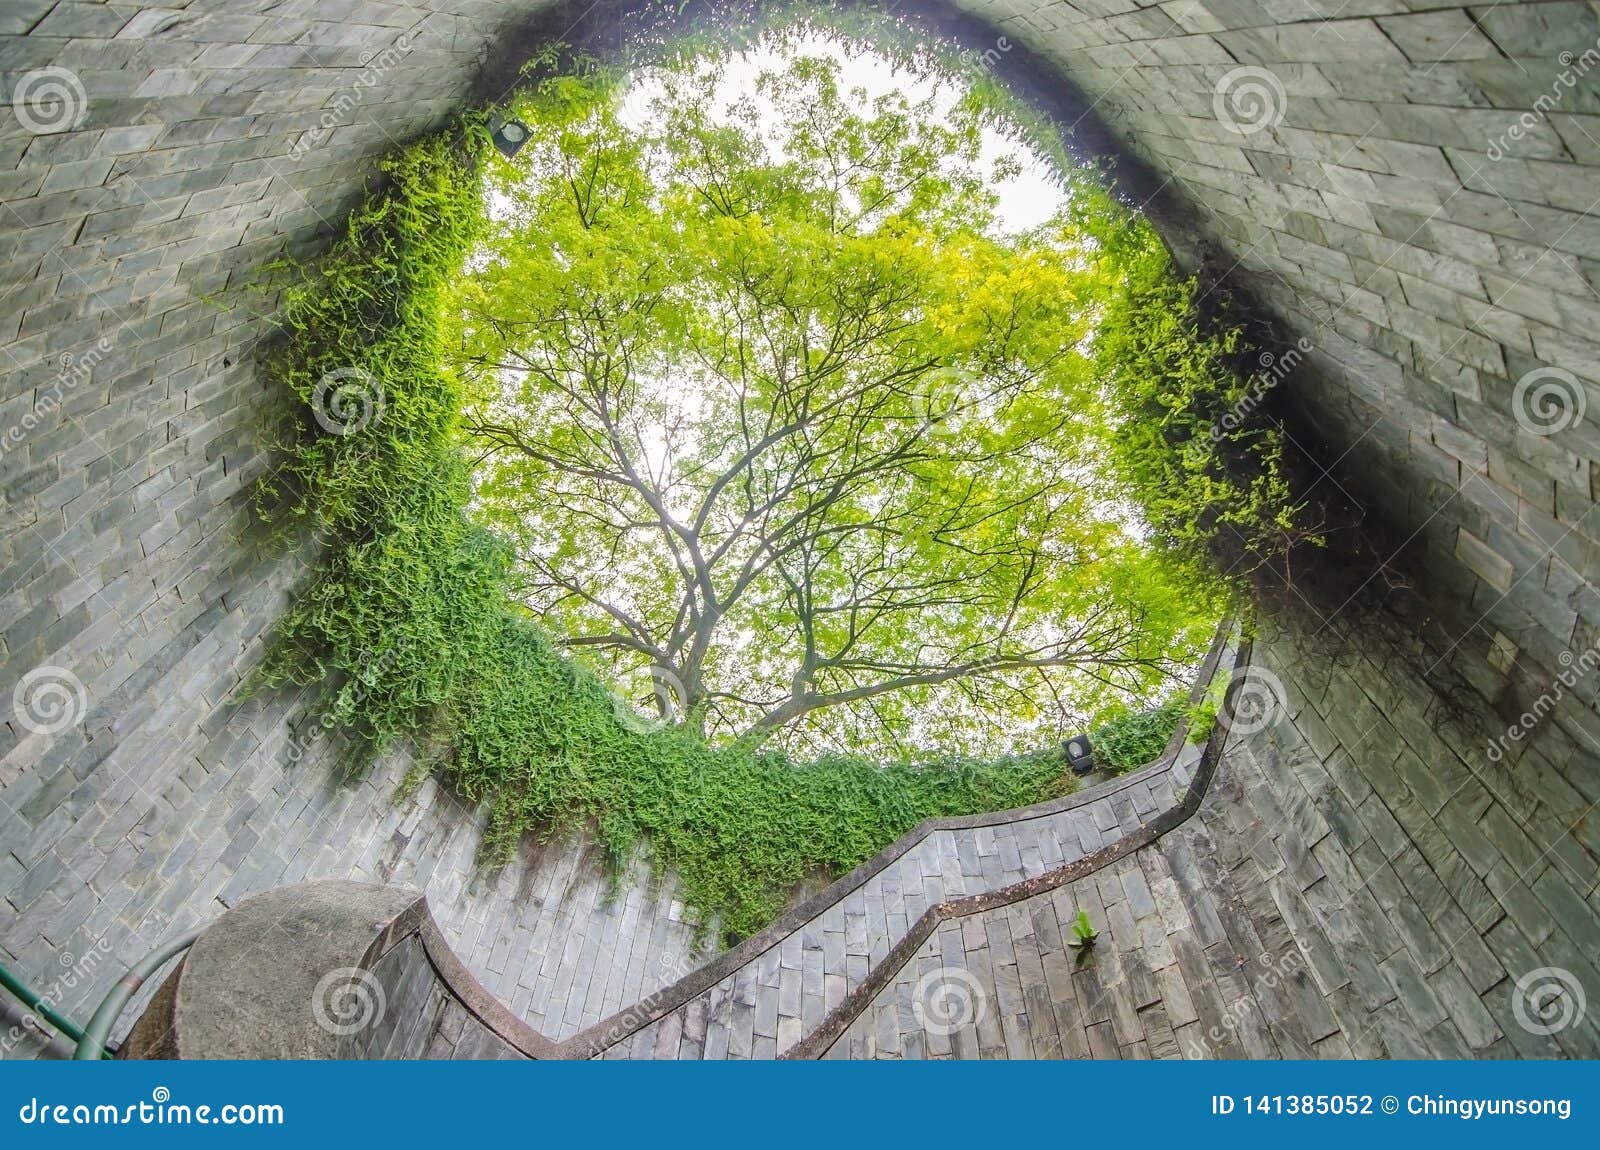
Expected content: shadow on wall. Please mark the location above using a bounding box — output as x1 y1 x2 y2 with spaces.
478 0 1433 635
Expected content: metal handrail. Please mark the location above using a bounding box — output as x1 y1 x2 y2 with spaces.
72 930 204 1060
0 960 112 1057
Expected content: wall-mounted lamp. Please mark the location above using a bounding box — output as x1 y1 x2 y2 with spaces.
1064 734 1095 775
488 114 531 159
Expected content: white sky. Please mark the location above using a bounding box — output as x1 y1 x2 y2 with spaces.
477 40 1178 748
619 32 1069 233
488 35 1083 489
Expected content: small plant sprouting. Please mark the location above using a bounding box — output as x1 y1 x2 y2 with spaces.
1068 910 1099 950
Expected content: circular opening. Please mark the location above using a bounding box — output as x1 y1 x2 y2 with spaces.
455 21 1223 760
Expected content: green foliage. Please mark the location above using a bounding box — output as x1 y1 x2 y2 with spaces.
1090 699 1184 775
746 8 1322 582
1068 909 1098 948
247 96 1084 943
1185 670 1228 746
1068 194 1315 579
246 25 1285 945
252 129 498 758
460 47 1217 759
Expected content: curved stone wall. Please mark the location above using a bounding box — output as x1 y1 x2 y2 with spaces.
122 611 1599 1060
821 609 1600 1060
0 0 714 1057
3 0 1599 1060
120 879 557 1059
964 0 1600 681
116 632 1235 1060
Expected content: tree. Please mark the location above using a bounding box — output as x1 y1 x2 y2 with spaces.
454 51 1214 755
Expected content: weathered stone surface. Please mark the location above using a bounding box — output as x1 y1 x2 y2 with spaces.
126 880 421 1059
0 0 712 1059
5 0 1600 1063
122 880 549 1060
814 611 1600 1061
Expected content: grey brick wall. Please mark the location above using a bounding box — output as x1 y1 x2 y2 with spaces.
821 610 1600 1060
3 0 1599 1060
955 0 1600 681
0 0 711 1060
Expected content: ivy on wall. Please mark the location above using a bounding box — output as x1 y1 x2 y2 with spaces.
248 16 1307 942
249 120 1088 941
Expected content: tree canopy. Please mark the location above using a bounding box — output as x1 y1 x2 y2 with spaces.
248 23 1309 937
456 48 1220 756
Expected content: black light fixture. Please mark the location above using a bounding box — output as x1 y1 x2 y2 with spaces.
1064 734 1095 775
488 114 531 159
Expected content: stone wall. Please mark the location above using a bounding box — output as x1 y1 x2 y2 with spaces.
0 0 710 1059
119 880 556 1060
822 608 1600 1059
958 0 1600 685
3 0 1600 1060
115 610 1599 1061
